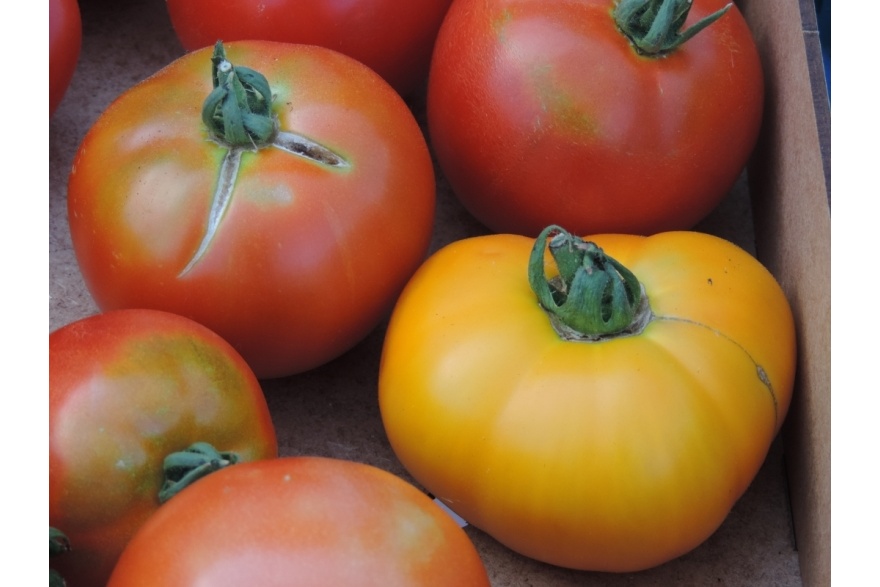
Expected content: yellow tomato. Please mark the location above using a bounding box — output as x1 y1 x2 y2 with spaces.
378 226 796 572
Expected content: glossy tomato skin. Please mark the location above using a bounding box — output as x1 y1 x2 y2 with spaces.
49 0 82 115
166 0 454 96
379 231 796 571
427 0 764 236
67 41 436 379
50 309 278 587
107 457 491 587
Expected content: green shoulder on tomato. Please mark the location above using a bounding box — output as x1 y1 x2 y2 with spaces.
49 309 277 586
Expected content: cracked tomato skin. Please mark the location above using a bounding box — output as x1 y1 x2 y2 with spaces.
166 0 454 96
67 41 435 379
50 0 81 115
49 309 277 587
426 0 764 236
107 457 492 587
379 231 796 571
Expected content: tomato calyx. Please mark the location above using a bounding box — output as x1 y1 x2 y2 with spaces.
158 442 240 504
201 41 351 166
528 225 653 341
182 41 350 276
50 527 70 587
203 41 277 148
613 0 732 56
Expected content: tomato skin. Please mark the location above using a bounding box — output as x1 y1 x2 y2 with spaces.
378 231 796 571
165 0 454 96
67 41 435 379
49 0 82 116
426 0 764 236
49 309 278 587
107 456 491 587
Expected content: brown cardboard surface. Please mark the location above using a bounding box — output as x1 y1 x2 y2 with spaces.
740 0 832 585
50 0 826 585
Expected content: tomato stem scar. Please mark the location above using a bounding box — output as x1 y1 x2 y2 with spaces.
272 131 349 168
179 147 242 276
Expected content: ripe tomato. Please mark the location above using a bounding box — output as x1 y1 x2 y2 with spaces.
165 0 454 96
49 0 82 115
50 309 278 586
67 41 435 379
107 456 491 586
379 226 796 571
427 0 764 236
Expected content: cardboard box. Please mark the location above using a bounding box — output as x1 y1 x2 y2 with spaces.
49 0 829 584
741 0 831 585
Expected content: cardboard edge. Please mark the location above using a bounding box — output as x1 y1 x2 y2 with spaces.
738 0 831 585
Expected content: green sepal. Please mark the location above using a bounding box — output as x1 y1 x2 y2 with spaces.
159 442 240 504
49 527 70 556
50 527 70 587
50 570 65 587
202 41 277 147
613 0 732 56
528 225 645 339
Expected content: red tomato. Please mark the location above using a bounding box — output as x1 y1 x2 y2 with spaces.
67 41 435 379
165 0 454 96
107 457 492 586
49 0 82 115
427 0 764 236
49 309 278 587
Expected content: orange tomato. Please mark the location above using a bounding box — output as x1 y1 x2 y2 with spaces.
379 226 796 571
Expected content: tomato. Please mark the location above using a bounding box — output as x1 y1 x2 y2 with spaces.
107 456 491 586
49 0 82 116
378 226 796 571
165 0 454 96
50 309 278 586
67 41 435 379
426 0 764 236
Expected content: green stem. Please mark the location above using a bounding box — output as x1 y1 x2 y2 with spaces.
50 570 65 587
181 42 350 278
528 225 651 340
159 442 240 503
613 0 732 55
202 41 277 148
49 527 70 556
50 527 70 587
